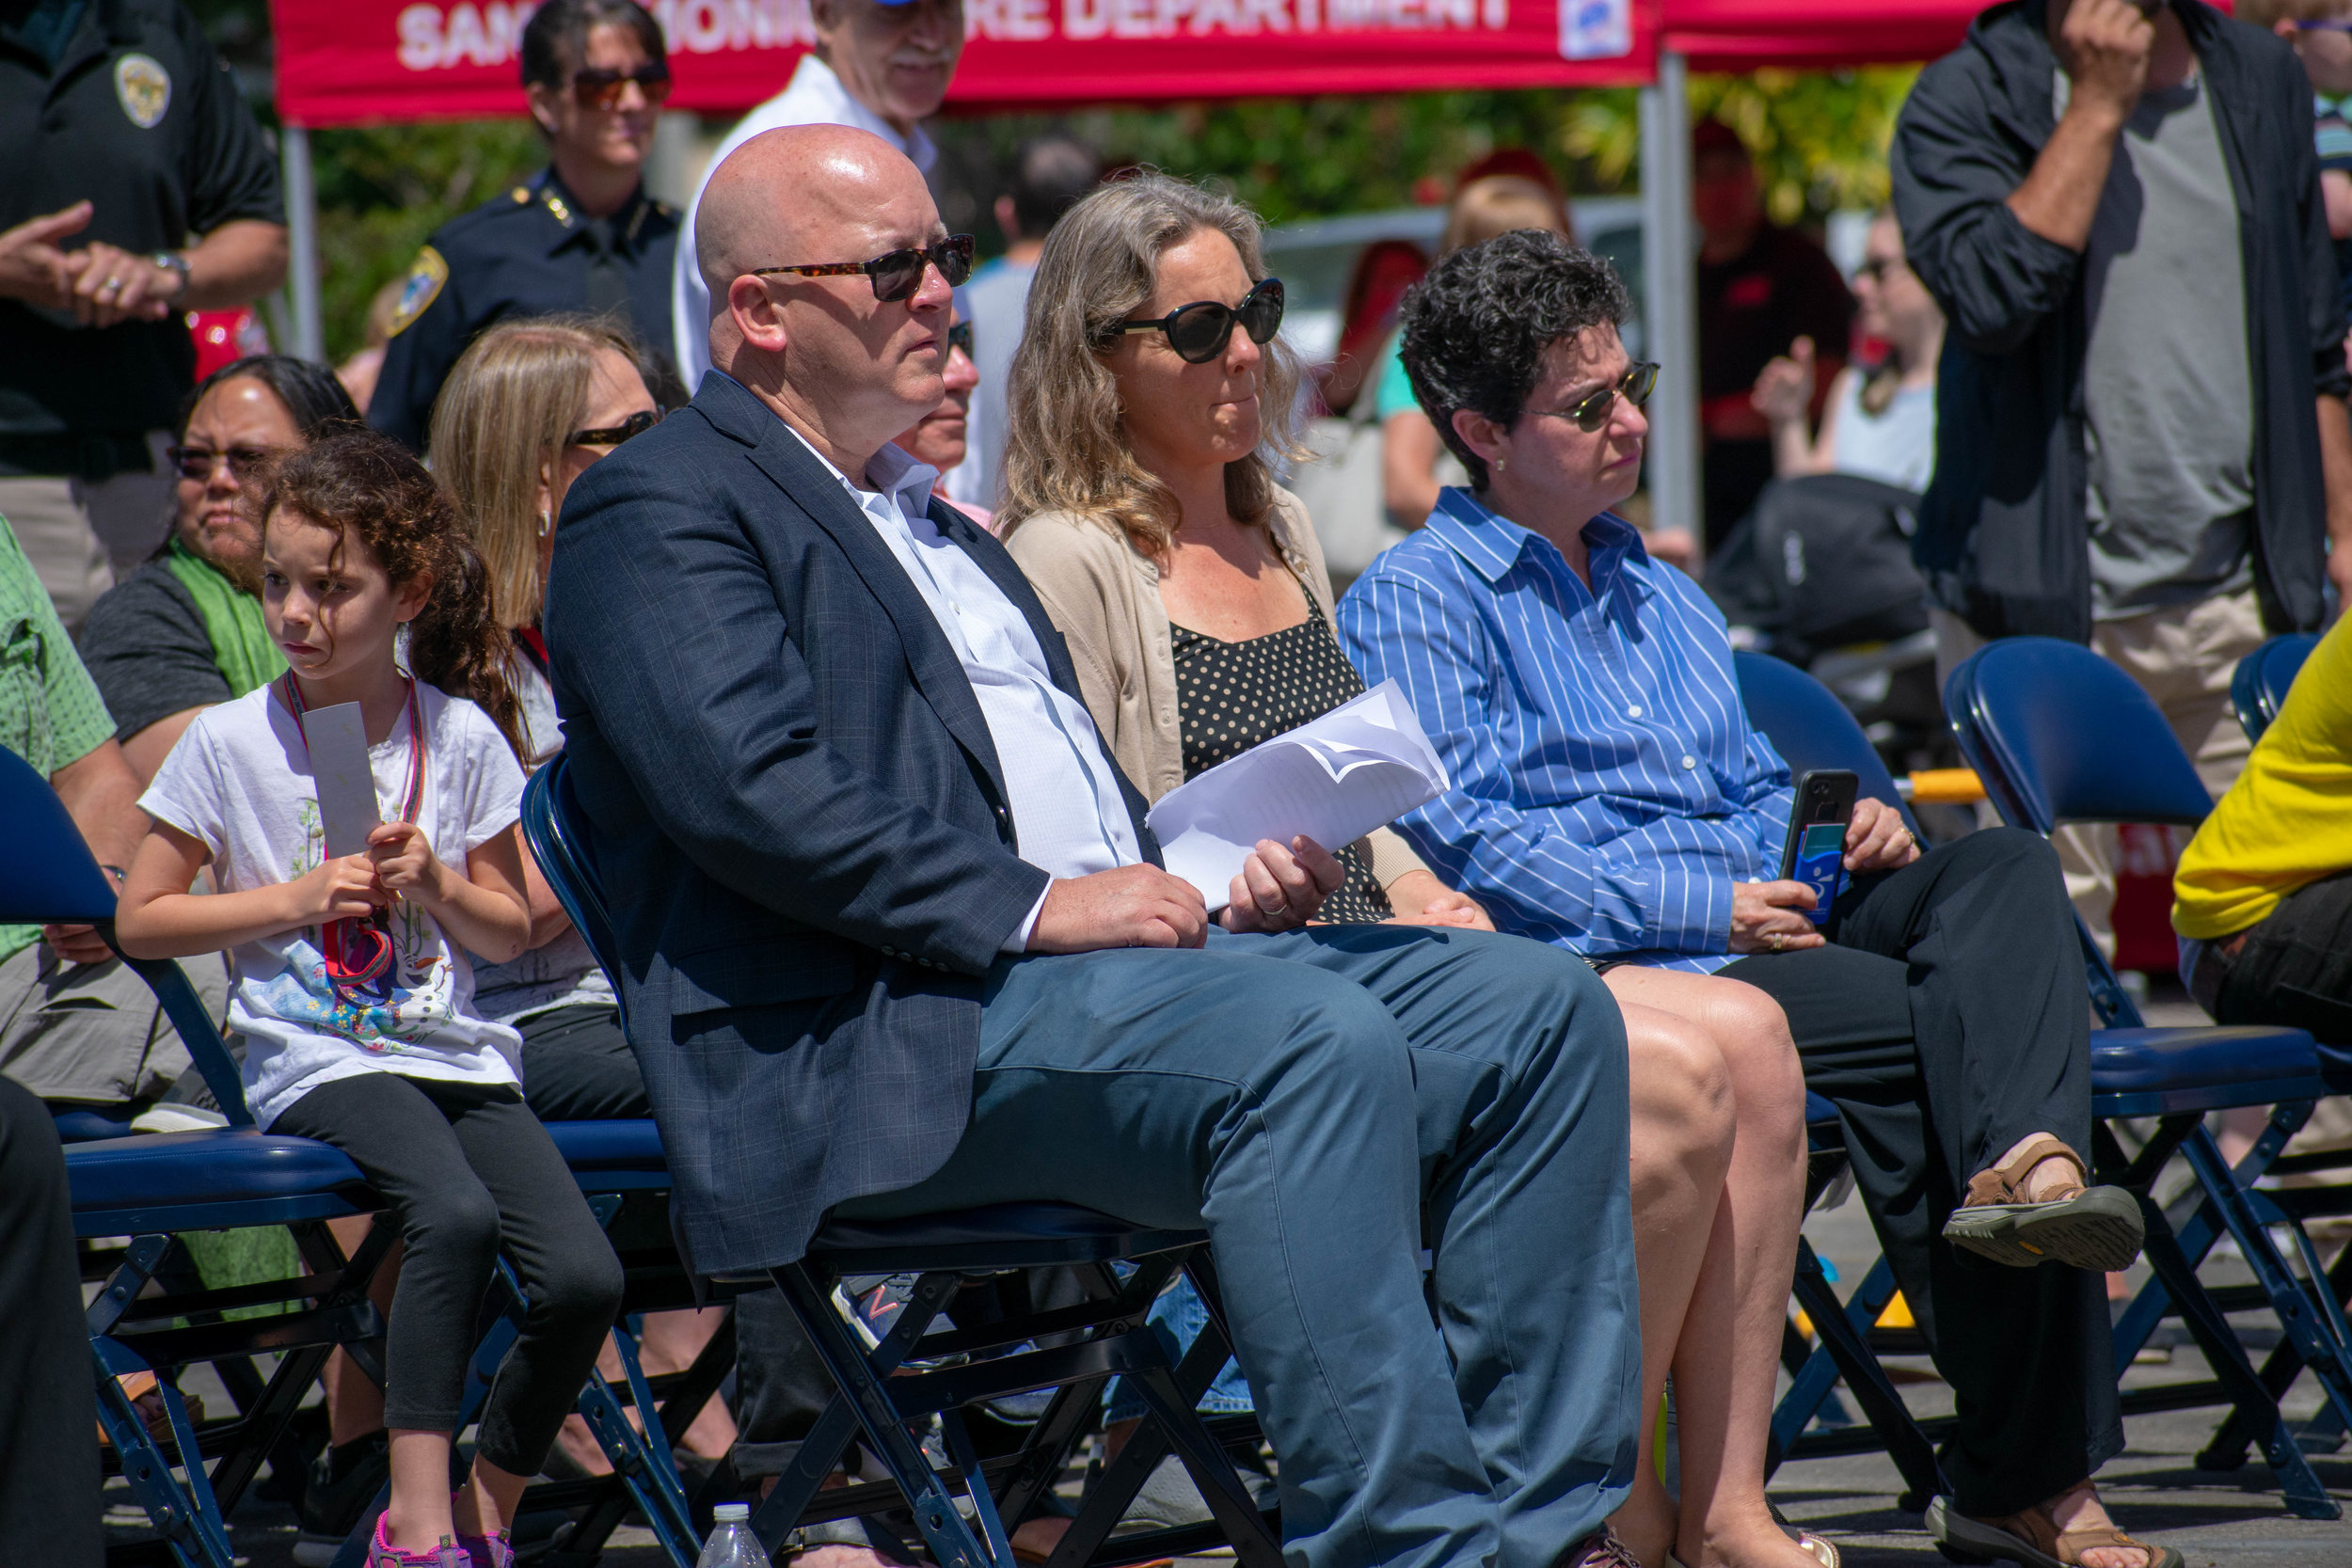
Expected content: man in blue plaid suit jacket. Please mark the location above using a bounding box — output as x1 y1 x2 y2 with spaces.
547 124 1642 1568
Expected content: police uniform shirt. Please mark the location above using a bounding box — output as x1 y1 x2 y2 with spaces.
0 0 282 469
368 169 679 452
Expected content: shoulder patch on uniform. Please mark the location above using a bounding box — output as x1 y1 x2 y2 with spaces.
115 53 171 129
388 247 449 337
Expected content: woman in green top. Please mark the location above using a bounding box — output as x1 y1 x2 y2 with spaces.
79 356 360 784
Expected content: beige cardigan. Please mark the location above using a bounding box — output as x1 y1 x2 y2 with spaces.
1005 488 1433 890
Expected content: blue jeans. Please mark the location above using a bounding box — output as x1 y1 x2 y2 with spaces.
839 924 1638 1568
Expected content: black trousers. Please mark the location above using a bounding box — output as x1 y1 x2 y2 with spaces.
2214 870 2352 1038
516 1006 837 1483
274 1072 624 1474
1722 827 2120 1517
0 1076 101 1564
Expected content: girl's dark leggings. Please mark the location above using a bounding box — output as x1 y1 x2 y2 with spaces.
275 1070 624 1476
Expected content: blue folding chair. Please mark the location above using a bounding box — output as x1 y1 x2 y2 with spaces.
2230 633 2319 745
1944 636 2352 1518
0 745 400 1568
521 756 1283 1568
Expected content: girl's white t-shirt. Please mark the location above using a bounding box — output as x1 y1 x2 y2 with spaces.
140 682 530 1129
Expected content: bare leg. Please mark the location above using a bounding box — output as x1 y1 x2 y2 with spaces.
638 1307 739 1458
1607 970 1815 1568
1603 998 1738 1568
453 1455 531 1539
382 1429 455 1551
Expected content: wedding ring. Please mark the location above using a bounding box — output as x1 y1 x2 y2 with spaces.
1768 932 1785 952
103 276 123 292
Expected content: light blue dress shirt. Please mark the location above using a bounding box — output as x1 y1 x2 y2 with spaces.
1335 486 1795 972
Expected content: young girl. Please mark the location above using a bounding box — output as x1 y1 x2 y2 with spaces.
117 432 625 1568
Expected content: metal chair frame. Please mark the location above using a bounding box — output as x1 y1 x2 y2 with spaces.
1945 636 2352 1519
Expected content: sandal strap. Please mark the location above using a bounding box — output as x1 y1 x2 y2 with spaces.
2051 1525 2155 1565
1964 1134 2089 1207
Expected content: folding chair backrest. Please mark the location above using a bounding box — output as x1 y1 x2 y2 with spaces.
521 754 628 1032
1732 650 1921 838
0 746 251 1125
2231 633 2318 745
1943 636 2213 834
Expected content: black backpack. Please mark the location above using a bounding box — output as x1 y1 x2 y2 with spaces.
1705 472 1930 663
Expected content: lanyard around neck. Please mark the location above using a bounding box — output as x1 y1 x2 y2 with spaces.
277 673 426 829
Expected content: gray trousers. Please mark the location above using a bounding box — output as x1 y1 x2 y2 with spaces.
0 439 175 634
840 924 1639 1568
0 941 220 1107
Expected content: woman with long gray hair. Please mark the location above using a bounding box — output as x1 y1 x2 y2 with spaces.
999 175 1820 1568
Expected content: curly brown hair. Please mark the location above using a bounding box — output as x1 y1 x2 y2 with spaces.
259 431 526 761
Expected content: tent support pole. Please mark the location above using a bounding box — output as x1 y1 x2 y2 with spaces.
1638 50 1701 553
282 122 325 364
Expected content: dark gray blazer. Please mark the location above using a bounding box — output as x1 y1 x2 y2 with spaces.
543 371 1158 1275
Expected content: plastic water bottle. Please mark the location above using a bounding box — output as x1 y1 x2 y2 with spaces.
696 1503 770 1567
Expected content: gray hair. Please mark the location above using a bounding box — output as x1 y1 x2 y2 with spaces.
997 171 1301 554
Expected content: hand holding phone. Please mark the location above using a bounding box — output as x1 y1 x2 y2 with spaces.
1778 770 1858 931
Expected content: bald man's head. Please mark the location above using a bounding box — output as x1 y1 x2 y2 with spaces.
697 122 921 308
696 121 958 477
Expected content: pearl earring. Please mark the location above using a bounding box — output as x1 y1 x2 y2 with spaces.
1492 457 1506 472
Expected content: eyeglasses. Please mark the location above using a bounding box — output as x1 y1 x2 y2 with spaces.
571 63 672 110
1853 257 1908 284
167 444 274 482
947 320 974 357
568 408 661 448
1116 277 1285 365
752 234 975 305
1528 361 1660 434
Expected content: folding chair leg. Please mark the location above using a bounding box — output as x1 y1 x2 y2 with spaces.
2191 1182 2352 1469
1776 1243 1947 1511
771 1261 998 1568
2134 1190 2343 1519
1116 1364 1283 1568
577 1337 701 1567
94 1350 232 1568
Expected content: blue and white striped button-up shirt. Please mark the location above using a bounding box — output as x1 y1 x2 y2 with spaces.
1335 487 1795 972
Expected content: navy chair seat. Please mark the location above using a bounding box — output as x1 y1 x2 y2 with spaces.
1804 1092 1841 1130
53 1104 141 1142
66 1129 373 1236
2089 1029 2324 1114
545 1118 670 1185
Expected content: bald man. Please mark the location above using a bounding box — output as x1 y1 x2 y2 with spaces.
547 125 1642 1568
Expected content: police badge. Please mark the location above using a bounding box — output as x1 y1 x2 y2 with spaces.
115 53 171 130
388 247 450 337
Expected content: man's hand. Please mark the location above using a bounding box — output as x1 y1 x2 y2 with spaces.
40 923 116 966
1028 865 1208 954
1844 797 1923 874
1383 869 1495 930
0 202 93 311
64 239 179 328
1220 836 1344 933
2055 0 2154 121
1729 880 1827 955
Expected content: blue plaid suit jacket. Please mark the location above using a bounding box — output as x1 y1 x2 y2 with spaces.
545 372 1159 1274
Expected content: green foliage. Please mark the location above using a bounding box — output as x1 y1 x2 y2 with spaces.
1689 68 1920 224
310 121 547 362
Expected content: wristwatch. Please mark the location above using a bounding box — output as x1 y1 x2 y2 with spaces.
150 251 191 302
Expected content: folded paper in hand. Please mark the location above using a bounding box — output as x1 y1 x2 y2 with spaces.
303 701 383 859
1146 680 1449 909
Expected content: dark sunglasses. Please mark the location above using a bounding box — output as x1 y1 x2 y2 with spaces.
568 408 661 448
571 63 672 110
1530 361 1660 434
752 234 975 305
167 444 273 482
1116 277 1284 364
947 320 974 357
1853 256 1908 284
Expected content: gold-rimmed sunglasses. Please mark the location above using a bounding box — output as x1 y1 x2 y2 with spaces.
1528 361 1660 434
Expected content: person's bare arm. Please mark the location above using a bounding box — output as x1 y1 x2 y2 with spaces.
45 739 148 963
2317 395 2352 606
366 820 532 964
516 851 577 951
65 219 289 329
117 820 382 959
121 708 207 789
2325 169 2352 244
1382 410 1445 531
2006 0 2151 250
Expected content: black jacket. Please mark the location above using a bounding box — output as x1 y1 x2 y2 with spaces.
545 372 1158 1274
1891 0 2347 641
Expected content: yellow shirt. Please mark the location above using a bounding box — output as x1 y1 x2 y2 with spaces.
2173 616 2352 939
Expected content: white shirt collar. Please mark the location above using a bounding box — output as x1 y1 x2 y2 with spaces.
713 371 939 519
781 55 939 174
